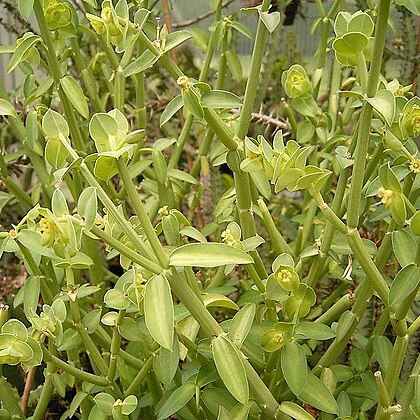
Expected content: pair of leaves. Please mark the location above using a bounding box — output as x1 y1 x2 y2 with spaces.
282 342 339 414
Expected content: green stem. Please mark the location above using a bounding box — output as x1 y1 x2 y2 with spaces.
90 225 162 274
258 198 294 256
316 292 355 325
346 0 391 228
117 158 168 268
58 140 158 264
33 0 85 151
32 362 55 420
374 335 408 419
124 355 153 397
236 0 270 140
42 345 109 387
108 310 126 382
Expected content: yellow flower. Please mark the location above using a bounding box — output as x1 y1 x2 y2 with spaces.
177 76 190 90
221 229 236 246
378 187 395 205
410 159 420 173
7 229 18 239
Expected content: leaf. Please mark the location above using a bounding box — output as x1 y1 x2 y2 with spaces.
295 322 335 340
274 168 304 193
164 30 192 52
179 226 207 242
291 95 319 118
397 0 420 15
389 264 420 308
336 311 357 342
104 289 130 310
78 187 97 230
42 109 69 139
94 393 115 415
8 34 41 73
22 276 40 319
0 99 17 117
18 230 56 259
391 230 417 267
156 382 196 420
258 11 281 33
168 168 197 184
212 335 249 404
169 243 254 267
225 50 242 82
366 89 395 126
45 138 69 169
347 12 374 37
229 21 252 39
201 90 243 109
280 401 314 420
229 303 256 349
94 156 118 182
89 113 119 153
282 342 308 396
332 32 368 56
144 274 174 350
121 395 137 416
411 210 420 236
61 76 89 119
153 335 180 387
18 0 34 21
299 373 339 414
52 189 69 216
202 293 239 311
160 95 183 126
123 49 160 77
182 88 203 119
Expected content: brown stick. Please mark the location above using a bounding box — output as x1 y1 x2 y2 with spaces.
172 0 237 29
20 366 36 414
412 16 420 94
161 0 176 62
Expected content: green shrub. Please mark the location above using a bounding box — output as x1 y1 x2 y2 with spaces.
0 0 419 419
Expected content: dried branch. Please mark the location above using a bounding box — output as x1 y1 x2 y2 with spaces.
172 0 237 29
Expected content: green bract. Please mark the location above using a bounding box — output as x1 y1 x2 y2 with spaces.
44 0 72 31
281 64 311 98
401 97 420 138
0 0 419 418
332 11 374 66
260 322 293 352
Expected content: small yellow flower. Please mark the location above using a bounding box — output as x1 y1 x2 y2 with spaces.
273 332 285 344
158 206 170 217
410 159 420 173
277 269 292 284
177 76 190 90
378 187 395 205
221 228 236 246
101 7 113 23
7 229 18 239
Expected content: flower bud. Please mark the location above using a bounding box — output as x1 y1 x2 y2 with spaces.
401 98 420 138
45 2 71 31
282 65 311 98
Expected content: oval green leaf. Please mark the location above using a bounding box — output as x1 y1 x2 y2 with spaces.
61 76 89 119
299 373 339 414
212 335 249 405
281 342 308 396
229 303 256 349
201 90 243 109
169 243 254 267
389 264 420 308
144 274 174 350
156 382 196 420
